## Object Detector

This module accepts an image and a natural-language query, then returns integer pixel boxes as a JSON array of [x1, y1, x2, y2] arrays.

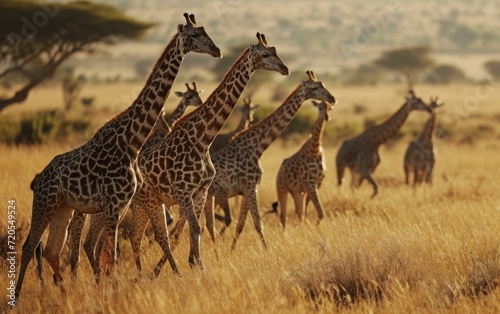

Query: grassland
[[0, 83, 499, 313]]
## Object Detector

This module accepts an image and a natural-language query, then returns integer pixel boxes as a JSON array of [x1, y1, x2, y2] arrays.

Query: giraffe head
[[239, 96, 260, 124], [300, 71, 336, 104], [311, 100, 334, 122], [405, 89, 432, 113], [174, 82, 204, 107], [178, 13, 222, 58], [248, 33, 290, 76], [428, 96, 444, 112]]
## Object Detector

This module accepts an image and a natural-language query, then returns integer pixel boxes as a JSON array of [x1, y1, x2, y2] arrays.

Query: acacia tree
[[0, 0, 154, 113], [374, 45, 434, 89]]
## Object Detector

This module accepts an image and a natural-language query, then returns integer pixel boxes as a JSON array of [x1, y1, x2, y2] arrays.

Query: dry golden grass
[[1, 83, 500, 313]]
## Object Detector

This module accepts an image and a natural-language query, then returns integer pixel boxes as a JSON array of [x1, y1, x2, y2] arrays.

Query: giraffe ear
[[174, 91, 184, 97]]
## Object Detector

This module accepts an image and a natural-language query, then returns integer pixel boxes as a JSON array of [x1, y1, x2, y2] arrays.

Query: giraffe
[[335, 90, 431, 198], [198, 71, 336, 250], [131, 32, 289, 276], [210, 96, 259, 153], [15, 13, 221, 299], [274, 100, 335, 229], [404, 96, 443, 186], [66, 82, 204, 275]]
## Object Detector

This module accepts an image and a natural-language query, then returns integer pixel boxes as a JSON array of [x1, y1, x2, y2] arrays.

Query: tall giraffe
[[336, 90, 430, 198], [199, 71, 336, 250], [404, 96, 443, 186], [66, 82, 204, 275], [132, 33, 289, 276], [210, 96, 259, 153], [274, 100, 335, 229], [15, 13, 221, 298]]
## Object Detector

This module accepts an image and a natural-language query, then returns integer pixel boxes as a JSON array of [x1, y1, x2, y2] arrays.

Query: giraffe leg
[[68, 212, 86, 276], [425, 162, 434, 185], [146, 203, 179, 277], [414, 169, 424, 186], [129, 202, 150, 273], [232, 189, 267, 251], [360, 170, 378, 198], [84, 213, 105, 275], [276, 178, 289, 229], [231, 195, 249, 251], [94, 203, 122, 280], [306, 188, 324, 222], [16, 194, 60, 299], [404, 162, 411, 185], [169, 213, 186, 251], [176, 190, 203, 268], [43, 205, 74, 284], [204, 194, 216, 243], [349, 169, 362, 190], [247, 191, 267, 250], [291, 191, 305, 221], [216, 195, 231, 236], [35, 242, 44, 283]]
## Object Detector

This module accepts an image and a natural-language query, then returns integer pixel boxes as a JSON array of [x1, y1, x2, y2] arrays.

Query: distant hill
[[72, 0, 500, 80]]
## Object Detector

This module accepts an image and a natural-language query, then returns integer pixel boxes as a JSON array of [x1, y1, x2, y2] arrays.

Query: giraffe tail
[[263, 202, 279, 217]]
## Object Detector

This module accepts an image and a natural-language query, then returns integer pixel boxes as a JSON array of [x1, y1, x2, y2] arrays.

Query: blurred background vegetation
[[0, 0, 499, 146]]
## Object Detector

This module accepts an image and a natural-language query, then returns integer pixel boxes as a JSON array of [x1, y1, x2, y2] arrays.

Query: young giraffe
[[210, 96, 260, 153], [15, 13, 221, 298], [404, 96, 443, 186], [198, 71, 336, 250], [336, 90, 431, 198], [274, 100, 335, 229], [132, 33, 289, 276], [66, 82, 204, 275]]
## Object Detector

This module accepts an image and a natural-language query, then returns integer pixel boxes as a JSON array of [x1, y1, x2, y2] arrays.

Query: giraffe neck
[[97, 34, 185, 159], [304, 112, 327, 155], [174, 48, 254, 150], [234, 85, 306, 156], [167, 98, 190, 125], [418, 112, 437, 143], [233, 111, 251, 134], [370, 102, 412, 146]]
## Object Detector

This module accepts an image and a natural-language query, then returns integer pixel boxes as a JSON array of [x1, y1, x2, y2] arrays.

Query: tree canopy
[[0, 0, 155, 113], [374, 45, 434, 89]]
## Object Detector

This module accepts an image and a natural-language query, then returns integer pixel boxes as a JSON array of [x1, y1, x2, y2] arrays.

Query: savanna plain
[[1, 82, 499, 313]]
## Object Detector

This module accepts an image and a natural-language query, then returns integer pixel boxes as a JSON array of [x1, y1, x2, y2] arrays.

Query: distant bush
[[0, 110, 94, 145], [425, 64, 466, 84], [15, 110, 64, 145]]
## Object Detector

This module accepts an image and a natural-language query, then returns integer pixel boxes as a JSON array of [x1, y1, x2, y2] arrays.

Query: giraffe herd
[[14, 13, 442, 300]]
